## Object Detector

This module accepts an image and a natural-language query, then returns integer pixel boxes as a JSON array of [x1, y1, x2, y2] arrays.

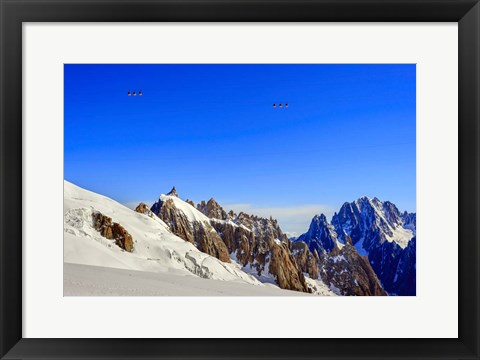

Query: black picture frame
[[1, 1, 479, 359]]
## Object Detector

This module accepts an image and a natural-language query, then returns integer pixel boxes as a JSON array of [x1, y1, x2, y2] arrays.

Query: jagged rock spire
[[166, 186, 179, 197], [197, 197, 228, 220], [297, 213, 338, 254]]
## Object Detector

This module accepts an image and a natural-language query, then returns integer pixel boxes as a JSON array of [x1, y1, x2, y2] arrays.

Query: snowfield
[[304, 277, 338, 296], [64, 263, 308, 296], [385, 225, 414, 249], [64, 181, 332, 296]]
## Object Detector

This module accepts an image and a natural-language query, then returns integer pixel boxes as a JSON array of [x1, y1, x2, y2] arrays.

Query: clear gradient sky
[[65, 64, 416, 234]]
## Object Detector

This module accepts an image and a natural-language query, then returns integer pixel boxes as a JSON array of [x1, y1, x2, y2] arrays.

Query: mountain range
[[297, 196, 416, 295], [64, 181, 416, 296]]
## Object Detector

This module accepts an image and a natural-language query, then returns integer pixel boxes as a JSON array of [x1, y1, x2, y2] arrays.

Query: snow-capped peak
[[156, 193, 211, 224], [333, 196, 414, 250], [63, 180, 261, 287]]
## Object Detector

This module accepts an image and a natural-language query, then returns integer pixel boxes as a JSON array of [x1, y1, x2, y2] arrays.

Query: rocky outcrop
[[92, 212, 134, 252], [185, 199, 196, 207], [210, 220, 253, 264], [269, 238, 310, 292], [197, 198, 228, 220], [291, 241, 319, 279], [319, 243, 386, 296], [152, 198, 191, 241], [134, 202, 154, 217], [151, 196, 230, 263], [204, 203, 310, 293]]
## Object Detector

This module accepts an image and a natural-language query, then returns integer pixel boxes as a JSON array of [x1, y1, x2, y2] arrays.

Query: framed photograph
[[63, 63, 416, 297], [1, 0, 479, 359]]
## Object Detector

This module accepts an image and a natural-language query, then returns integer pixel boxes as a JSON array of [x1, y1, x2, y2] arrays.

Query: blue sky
[[64, 64, 416, 234]]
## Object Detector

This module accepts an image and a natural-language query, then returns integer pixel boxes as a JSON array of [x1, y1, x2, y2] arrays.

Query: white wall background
[[23, 23, 458, 338]]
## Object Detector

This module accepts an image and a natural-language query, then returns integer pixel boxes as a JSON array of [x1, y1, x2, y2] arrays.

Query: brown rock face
[[154, 198, 193, 242], [185, 199, 196, 207], [269, 238, 310, 292], [197, 198, 228, 220], [208, 209, 310, 293], [291, 241, 319, 279], [112, 222, 134, 252], [210, 221, 253, 263], [134, 202, 153, 216], [93, 212, 114, 238], [151, 198, 230, 263], [92, 212, 134, 252], [318, 243, 386, 296]]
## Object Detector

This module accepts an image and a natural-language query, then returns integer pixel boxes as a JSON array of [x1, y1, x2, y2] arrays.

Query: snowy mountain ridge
[[64, 181, 335, 295], [64, 181, 414, 296], [334, 195, 415, 250], [64, 181, 263, 286]]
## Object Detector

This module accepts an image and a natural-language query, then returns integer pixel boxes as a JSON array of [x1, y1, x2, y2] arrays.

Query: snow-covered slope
[[64, 181, 263, 289], [64, 263, 309, 296]]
